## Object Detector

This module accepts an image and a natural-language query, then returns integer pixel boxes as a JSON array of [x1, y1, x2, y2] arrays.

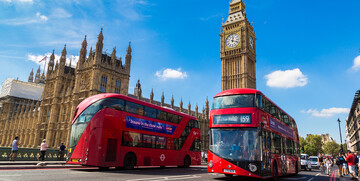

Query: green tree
[[304, 144, 317, 156], [305, 134, 323, 154], [323, 141, 340, 157], [340, 143, 348, 153]]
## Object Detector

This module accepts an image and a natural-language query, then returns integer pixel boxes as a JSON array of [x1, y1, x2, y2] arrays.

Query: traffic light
[[301, 146, 305, 153]]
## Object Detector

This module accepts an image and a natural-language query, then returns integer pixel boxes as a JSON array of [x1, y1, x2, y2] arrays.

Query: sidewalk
[[0, 161, 83, 170]]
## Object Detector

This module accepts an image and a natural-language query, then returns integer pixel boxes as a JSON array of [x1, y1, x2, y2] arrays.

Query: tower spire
[[79, 35, 87, 66], [28, 68, 34, 82], [60, 44, 67, 67], [125, 42, 132, 71], [94, 28, 104, 63]]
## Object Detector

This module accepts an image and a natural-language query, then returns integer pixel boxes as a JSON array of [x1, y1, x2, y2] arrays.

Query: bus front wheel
[[184, 155, 191, 168], [124, 153, 137, 170]]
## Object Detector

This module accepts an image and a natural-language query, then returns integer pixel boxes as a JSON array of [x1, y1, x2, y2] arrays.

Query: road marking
[[282, 177, 306, 180], [126, 175, 201, 181], [307, 178, 314, 181], [315, 173, 320, 176]]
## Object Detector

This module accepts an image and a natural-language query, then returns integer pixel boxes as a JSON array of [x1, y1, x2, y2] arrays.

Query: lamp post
[[338, 118, 343, 153]]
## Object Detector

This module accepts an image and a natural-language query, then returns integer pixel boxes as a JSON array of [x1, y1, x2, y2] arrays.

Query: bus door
[[262, 131, 272, 176], [280, 137, 287, 175]]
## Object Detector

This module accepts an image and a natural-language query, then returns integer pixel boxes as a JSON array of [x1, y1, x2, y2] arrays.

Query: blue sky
[[0, 0, 359, 142]]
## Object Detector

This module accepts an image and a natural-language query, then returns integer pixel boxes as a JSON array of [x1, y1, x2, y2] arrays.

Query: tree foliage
[[304, 144, 317, 156], [323, 141, 340, 157], [301, 135, 323, 155]]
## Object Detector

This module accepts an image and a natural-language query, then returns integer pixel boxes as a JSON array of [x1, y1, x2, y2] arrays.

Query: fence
[[0, 147, 66, 161]]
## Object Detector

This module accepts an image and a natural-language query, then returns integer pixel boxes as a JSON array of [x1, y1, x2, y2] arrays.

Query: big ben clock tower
[[221, 0, 256, 90]]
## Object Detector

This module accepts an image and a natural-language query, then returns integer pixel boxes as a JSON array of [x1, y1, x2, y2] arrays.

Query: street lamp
[[338, 118, 343, 153]]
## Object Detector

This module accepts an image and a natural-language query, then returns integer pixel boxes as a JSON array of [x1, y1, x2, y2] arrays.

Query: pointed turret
[[94, 28, 104, 63], [205, 96, 209, 119], [161, 92, 164, 107], [40, 72, 45, 84], [188, 101, 191, 115], [35, 66, 41, 83], [125, 42, 132, 71], [171, 95, 174, 109], [150, 88, 154, 104], [60, 44, 67, 68], [88, 46, 93, 62], [195, 104, 198, 118], [111, 47, 116, 65], [180, 98, 183, 112], [28, 68, 34, 82], [78, 35, 87, 68], [48, 50, 55, 74]]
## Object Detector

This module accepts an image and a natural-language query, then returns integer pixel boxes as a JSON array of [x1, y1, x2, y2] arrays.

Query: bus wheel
[[184, 155, 191, 168], [124, 153, 137, 170], [295, 162, 299, 175], [224, 174, 233, 177], [272, 163, 279, 181], [160, 166, 165, 168]]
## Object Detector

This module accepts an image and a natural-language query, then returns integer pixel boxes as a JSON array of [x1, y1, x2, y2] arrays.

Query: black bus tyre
[[295, 161, 299, 175], [184, 155, 191, 168], [224, 174, 233, 178], [272, 162, 279, 181], [124, 153, 137, 170]]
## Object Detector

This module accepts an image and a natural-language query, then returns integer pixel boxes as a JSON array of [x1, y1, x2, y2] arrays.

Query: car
[[309, 156, 320, 169], [300, 154, 312, 171]]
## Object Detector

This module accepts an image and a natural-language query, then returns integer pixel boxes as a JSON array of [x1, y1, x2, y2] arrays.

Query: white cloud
[[265, 68, 308, 88], [200, 13, 222, 21], [155, 68, 188, 80], [351, 55, 360, 71], [302, 108, 350, 118], [51, 8, 72, 18], [1, 0, 33, 3], [27, 53, 79, 71], [0, 12, 48, 25]]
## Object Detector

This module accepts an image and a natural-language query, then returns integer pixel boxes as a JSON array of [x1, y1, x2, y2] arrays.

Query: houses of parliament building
[[0, 0, 255, 153]]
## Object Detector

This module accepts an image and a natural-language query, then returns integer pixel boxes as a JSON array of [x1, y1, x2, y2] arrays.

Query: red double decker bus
[[208, 88, 300, 179], [67, 93, 201, 169]]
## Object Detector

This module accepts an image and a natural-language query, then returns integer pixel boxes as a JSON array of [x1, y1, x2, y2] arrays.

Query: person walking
[[336, 152, 345, 177], [346, 150, 358, 180], [354, 152, 359, 176], [319, 154, 325, 173], [344, 152, 349, 176], [9, 136, 20, 161], [39, 139, 47, 161], [59, 143, 66, 161]]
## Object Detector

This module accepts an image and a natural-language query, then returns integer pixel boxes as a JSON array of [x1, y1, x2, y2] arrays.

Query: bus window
[[190, 139, 201, 152], [126, 101, 144, 116], [122, 132, 142, 147], [156, 136, 166, 149], [167, 113, 179, 124], [104, 98, 125, 111], [157, 110, 167, 121], [144, 106, 157, 119], [212, 94, 254, 109], [142, 134, 156, 148], [272, 133, 281, 154]]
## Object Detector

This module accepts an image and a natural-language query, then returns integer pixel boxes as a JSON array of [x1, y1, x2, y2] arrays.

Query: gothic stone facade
[[221, 0, 256, 90], [0, 29, 132, 148], [346, 90, 360, 152]]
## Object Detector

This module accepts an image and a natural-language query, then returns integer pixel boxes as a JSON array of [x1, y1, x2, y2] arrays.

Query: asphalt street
[[0, 165, 348, 181]]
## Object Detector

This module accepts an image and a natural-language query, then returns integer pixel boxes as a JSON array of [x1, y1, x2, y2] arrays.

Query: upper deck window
[[212, 94, 258, 110]]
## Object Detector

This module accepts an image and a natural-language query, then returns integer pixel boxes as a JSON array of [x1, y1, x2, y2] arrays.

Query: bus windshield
[[69, 100, 104, 149], [209, 128, 261, 161], [212, 94, 258, 110]]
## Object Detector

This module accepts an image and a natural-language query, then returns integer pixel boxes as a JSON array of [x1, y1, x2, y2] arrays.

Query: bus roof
[[75, 93, 197, 121], [214, 88, 262, 98]]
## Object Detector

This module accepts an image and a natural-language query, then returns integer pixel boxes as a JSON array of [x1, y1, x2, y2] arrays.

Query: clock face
[[226, 34, 240, 48], [249, 35, 254, 50]]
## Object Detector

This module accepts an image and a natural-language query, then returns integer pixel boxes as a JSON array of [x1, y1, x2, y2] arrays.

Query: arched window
[[100, 75, 107, 92], [115, 79, 121, 94]]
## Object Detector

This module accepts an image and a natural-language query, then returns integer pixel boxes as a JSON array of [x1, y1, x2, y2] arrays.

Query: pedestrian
[[9, 136, 20, 161], [39, 139, 47, 161], [319, 154, 324, 173], [344, 152, 349, 176], [345, 150, 358, 180], [336, 152, 345, 177], [355, 152, 359, 176], [59, 143, 66, 161]]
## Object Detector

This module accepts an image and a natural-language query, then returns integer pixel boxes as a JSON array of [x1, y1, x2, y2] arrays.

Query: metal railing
[[0, 147, 66, 161]]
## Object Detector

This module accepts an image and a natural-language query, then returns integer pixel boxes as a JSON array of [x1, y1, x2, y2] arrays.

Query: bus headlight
[[208, 160, 213, 168], [249, 163, 257, 172]]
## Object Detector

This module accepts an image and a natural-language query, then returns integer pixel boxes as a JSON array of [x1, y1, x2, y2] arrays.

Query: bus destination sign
[[126, 116, 177, 135]]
